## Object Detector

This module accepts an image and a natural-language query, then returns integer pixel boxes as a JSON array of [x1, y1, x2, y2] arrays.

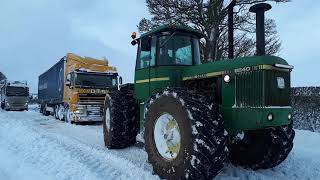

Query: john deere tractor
[[102, 3, 294, 179]]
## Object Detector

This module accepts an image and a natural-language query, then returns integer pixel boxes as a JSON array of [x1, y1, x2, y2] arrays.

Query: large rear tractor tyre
[[229, 122, 295, 170], [144, 89, 228, 180], [102, 90, 138, 149]]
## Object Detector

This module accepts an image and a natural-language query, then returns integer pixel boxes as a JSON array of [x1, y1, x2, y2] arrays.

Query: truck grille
[[79, 96, 105, 105], [235, 70, 290, 107], [86, 105, 103, 117]]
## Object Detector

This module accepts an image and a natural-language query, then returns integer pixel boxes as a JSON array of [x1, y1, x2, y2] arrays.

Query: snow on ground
[[0, 105, 319, 180]]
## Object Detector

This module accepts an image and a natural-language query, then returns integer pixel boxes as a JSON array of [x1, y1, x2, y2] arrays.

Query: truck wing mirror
[[119, 76, 123, 85]]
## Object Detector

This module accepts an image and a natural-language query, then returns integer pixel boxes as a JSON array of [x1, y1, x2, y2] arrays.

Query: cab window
[[158, 35, 196, 66]]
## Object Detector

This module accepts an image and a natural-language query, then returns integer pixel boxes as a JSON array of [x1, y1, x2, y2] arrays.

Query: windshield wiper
[[160, 32, 177, 47]]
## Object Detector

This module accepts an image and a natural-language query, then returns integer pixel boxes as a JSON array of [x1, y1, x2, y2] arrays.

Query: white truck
[[0, 80, 29, 111]]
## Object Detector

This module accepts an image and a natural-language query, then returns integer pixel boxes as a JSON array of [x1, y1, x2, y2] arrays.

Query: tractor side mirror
[[119, 76, 123, 85], [131, 40, 138, 46]]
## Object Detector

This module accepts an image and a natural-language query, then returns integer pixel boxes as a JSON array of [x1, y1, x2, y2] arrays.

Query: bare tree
[[138, 0, 289, 62]]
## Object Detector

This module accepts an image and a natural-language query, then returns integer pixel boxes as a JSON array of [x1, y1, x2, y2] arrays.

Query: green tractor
[[102, 3, 294, 179]]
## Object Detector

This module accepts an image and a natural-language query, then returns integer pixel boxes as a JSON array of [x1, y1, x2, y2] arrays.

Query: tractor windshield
[[158, 34, 200, 66]]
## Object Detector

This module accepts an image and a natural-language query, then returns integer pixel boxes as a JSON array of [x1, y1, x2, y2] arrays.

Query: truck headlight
[[267, 113, 273, 121], [288, 113, 292, 120], [6, 102, 10, 106]]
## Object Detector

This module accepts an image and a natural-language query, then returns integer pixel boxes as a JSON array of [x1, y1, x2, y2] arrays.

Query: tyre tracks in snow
[[0, 110, 157, 180]]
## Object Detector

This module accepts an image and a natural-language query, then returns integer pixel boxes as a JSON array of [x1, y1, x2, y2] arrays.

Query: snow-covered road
[[0, 106, 319, 180]]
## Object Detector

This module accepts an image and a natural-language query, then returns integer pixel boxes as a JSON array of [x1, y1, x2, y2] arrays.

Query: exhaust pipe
[[249, 3, 272, 56], [228, 0, 236, 59]]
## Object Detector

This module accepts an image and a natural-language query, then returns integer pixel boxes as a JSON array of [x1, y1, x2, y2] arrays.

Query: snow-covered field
[[0, 105, 319, 180]]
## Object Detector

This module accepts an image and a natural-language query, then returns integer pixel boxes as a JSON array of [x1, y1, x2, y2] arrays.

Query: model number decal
[[234, 65, 260, 74], [190, 74, 207, 79]]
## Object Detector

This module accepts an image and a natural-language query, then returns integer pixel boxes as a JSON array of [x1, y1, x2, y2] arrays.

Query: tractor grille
[[235, 71, 264, 107], [235, 70, 290, 107]]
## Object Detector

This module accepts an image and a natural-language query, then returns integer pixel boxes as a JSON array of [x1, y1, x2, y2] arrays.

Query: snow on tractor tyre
[[102, 90, 138, 149], [144, 89, 228, 180], [229, 122, 295, 170]]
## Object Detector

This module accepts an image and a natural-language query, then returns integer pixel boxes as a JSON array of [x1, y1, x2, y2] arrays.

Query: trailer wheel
[[144, 89, 228, 179], [57, 105, 65, 121], [229, 122, 295, 170], [41, 104, 50, 116], [54, 105, 59, 119], [102, 90, 138, 149]]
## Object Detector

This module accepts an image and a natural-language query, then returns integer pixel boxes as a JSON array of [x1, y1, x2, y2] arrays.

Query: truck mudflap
[[223, 106, 292, 134]]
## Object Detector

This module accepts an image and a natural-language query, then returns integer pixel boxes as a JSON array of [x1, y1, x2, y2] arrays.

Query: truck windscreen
[[75, 73, 117, 88], [6, 86, 29, 97]]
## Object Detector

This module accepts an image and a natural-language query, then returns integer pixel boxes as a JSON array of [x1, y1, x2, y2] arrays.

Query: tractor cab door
[[134, 36, 157, 102]]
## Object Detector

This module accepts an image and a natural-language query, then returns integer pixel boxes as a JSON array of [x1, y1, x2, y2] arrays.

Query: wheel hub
[[154, 113, 181, 160]]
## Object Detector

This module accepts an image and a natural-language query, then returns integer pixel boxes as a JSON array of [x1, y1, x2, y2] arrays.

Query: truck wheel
[[144, 89, 228, 179], [57, 105, 65, 121], [1, 101, 4, 109], [64, 107, 73, 124], [102, 90, 138, 149], [229, 122, 295, 170]]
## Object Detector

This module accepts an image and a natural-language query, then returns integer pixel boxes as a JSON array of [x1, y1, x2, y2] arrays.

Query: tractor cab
[[131, 25, 205, 101], [132, 25, 203, 69]]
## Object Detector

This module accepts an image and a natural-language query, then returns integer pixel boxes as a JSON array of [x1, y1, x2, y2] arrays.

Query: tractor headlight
[[224, 75, 231, 83], [267, 113, 273, 121]]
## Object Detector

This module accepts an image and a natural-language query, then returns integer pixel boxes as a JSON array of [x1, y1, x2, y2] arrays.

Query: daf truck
[[0, 80, 29, 111], [38, 53, 118, 123]]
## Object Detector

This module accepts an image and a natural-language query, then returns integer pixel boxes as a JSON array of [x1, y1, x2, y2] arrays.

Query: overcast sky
[[0, 0, 319, 93]]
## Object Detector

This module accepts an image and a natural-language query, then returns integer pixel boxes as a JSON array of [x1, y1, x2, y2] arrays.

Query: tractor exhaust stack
[[249, 3, 272, 56], [228, 0, 236, 59]]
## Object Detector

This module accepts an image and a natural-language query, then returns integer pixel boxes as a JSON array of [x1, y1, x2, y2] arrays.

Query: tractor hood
[[182, 56, 291, 80]]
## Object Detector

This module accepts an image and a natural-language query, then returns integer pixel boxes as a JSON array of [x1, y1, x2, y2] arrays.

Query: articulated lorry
[[38, 53, 118, 123], [0, 80, 29, 111]]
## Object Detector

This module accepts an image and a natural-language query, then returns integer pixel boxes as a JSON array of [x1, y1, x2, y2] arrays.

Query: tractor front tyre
[[102, 90, 138, 149], [229, 122, 295, 170], [144, 89, 228, 180]]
